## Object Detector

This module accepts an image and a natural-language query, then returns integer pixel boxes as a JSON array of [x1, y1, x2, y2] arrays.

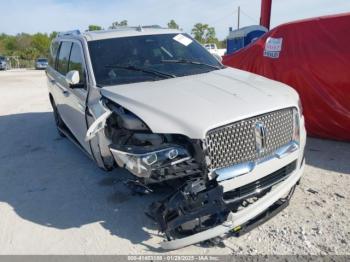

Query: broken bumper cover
[[158, 159, 305, 250]]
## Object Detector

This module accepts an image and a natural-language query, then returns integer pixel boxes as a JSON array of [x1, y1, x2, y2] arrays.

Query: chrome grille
[[205, 108, 294, 170]]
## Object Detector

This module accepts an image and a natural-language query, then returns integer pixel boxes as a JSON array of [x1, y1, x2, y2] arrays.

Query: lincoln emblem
[[255, 121, 267, 154]]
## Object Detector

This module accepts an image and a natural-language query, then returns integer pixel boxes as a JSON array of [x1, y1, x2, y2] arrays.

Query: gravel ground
[[0, 70, 349, 255]]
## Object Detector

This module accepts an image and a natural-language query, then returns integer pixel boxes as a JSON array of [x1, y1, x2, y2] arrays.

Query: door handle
[[50, 79, 56, 84], [62, 90, 69, 97]]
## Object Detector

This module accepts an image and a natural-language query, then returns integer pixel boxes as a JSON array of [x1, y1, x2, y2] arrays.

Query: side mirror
[[65, 70, 80, 86]]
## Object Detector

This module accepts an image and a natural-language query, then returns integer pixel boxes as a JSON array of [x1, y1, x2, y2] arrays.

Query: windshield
[[37, 58, 48, 62], [0, 56, 5, 61], [88, 33, 223, 86]]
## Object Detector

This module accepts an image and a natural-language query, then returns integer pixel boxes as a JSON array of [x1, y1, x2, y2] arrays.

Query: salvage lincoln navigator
[[46, 27, 306, 249]]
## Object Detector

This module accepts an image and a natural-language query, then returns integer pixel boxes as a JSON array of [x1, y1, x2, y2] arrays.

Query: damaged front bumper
[[84, 97, 307, 249], [152, 159, 305, 250]]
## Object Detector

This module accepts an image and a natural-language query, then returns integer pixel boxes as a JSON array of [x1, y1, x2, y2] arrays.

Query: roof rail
[[102, 25, 164, 32], [140, 25, 162, 29], [57, 30, 81, 38], [135, 25, 163, 31]]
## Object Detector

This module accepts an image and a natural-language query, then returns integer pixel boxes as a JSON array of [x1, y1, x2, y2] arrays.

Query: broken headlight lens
[[292, 108, 300, 142], [110, 145, 191, 178]]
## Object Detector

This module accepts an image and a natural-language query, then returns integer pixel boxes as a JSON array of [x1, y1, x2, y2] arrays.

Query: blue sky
[[2, 0, 350, 39]]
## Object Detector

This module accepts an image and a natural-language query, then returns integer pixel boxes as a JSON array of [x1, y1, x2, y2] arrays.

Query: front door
[[55, 40, 91, 153]]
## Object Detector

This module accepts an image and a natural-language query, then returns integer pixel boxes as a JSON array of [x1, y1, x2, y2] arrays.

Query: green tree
[[31, 33, 50, 57], [88, 25, 103, 31], [0, 32, 59, 63], [4, 36, 17, 53], [0, 40, 5, 54], [15, 33, 32, 50], [49, 31, 58, 39], [19, 47, 40, 60], [109, 20, 128, 29], [218, 39, 227, 49], [167, 19, 179, 29], [191, 23, 218, 44]]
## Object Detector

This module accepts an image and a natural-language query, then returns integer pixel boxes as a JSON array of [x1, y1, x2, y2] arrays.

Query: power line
[[207, 11, 236, 26], [240, 9, 259, 24], [207, 7, 259, 29]]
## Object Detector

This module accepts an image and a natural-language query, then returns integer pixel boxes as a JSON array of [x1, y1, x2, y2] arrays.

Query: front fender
[[86, 85, 114, 170]]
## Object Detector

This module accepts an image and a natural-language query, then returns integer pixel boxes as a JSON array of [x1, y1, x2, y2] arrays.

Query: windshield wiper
[[161, 59, 223, 70], [105, 64, 176, 79]]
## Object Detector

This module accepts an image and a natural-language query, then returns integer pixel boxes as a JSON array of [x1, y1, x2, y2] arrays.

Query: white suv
[[46, 26, 306, 250]]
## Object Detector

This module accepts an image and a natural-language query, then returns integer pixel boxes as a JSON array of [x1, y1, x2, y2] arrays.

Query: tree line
[[0, 32, 57, 60], [0, 19, 225, 61]]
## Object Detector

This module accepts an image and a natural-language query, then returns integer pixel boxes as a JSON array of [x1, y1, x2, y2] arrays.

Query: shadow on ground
[[305, 137, 350, 175], [0, 112, 165, 249]]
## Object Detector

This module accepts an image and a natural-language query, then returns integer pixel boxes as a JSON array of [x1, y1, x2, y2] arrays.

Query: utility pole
[[260, 0, 272, 30], [237, 6, 241, 30]]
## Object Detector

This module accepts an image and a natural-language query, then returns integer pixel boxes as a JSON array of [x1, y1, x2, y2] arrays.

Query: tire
[[51, 98, 66, 137]]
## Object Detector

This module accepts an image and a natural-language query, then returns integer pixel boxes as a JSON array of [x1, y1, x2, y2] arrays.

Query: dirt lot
[[0, 70, 349, 255]]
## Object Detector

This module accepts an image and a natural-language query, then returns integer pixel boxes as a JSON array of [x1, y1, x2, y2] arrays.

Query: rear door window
[[56, 41, 72, 75]]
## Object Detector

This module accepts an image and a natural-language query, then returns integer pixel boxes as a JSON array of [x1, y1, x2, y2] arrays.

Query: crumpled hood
[[101, 68, 299, 139]]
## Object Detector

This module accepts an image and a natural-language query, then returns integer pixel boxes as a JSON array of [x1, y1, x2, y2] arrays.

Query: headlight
[[110, 144, 191, 178], [292, 108, 300, 143], [298, 99, 303, 116]]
